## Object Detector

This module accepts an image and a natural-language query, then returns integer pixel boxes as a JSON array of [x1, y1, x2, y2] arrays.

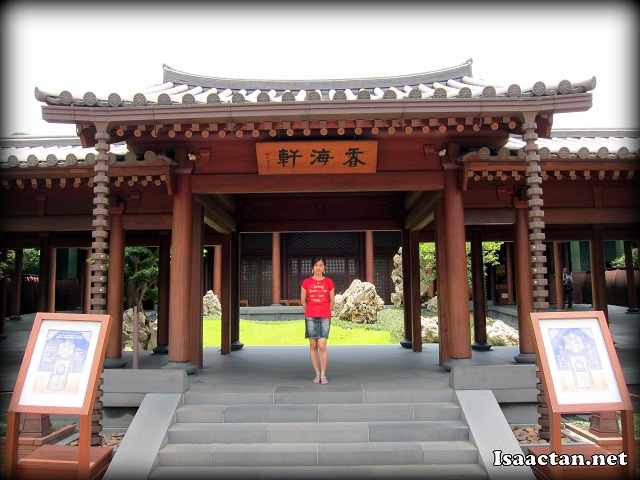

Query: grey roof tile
[[33, 59, 596, 108]]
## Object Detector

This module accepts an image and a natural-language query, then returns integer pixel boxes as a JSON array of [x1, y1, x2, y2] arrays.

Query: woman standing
[[300, 255, 335, 385]]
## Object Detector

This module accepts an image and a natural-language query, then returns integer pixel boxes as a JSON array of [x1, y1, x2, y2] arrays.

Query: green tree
[[611, 247, 638, 268], [4, 249, 41, 276], [123, 247, 159, 309], [418, 241, 503, 294]]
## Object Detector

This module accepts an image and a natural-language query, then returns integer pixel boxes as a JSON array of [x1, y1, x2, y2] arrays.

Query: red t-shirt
[[301, 276, 334, 318]]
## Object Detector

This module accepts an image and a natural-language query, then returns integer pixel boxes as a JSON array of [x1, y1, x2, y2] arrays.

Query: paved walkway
[[1, 303, 639, 424]]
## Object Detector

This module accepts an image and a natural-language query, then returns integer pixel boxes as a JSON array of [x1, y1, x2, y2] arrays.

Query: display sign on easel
[[4, 312, 112, 480], [529, 310, 636, 479]]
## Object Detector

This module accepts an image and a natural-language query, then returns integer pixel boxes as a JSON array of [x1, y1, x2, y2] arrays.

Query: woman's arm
[[300, 287, 307, 311]]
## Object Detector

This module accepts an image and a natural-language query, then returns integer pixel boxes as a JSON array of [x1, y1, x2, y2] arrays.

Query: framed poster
[[9, 312, 112, 415], [529, 310, 632, 413]]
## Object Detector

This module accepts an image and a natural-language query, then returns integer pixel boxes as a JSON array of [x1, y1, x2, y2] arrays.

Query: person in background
[[562, 266, 574, 309], [300, 255, 335, 385]]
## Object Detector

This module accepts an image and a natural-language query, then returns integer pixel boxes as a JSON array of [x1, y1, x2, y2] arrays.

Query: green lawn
[[203, 308, 406, 347]]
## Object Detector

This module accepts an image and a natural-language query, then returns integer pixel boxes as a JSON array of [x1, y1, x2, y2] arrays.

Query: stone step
[[157, 440, 480, 468], [183, 385, 455, 405], [149, 463, 488, 479], [167, 420, 469, 444], [176, 402, 461, 423]]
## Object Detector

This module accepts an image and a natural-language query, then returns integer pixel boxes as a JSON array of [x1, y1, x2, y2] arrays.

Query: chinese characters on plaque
[[256, 141, 377, 175]]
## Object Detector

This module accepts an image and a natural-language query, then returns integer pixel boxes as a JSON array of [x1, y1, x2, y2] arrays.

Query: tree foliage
[[611, 247, 638, 269], [3, 249, 41, 278], [418, 241, 503, 294], [122, 247, 159, 309]]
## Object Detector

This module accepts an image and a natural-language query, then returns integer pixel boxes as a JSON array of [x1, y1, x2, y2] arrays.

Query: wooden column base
[[15, 444, 112, 480], [528, 444, 625, 480]]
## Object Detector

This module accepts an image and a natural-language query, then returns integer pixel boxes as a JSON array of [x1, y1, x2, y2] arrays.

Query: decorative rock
[[424, 296, 439, 314], [510, 424, 573, 445], [486, 320, 519, 346], [333, 279, 385, 324], [390, 248, 404, 307], [122, 308, 157, 351], [421, 316, 440, 343], [203, 290, 222, 316]]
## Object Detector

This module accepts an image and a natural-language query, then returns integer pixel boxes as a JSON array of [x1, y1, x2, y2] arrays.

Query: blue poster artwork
[[35, 329, 92, 393], [548, 327, 608, 393]]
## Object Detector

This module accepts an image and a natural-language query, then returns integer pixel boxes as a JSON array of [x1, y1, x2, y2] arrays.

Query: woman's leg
[[318, 338, 328, 374], [309, 338, 320, 374]]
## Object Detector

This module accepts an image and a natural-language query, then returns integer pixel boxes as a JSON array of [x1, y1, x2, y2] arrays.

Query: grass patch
[[203, 308, 406, 347], [568, 415, 640, 437]]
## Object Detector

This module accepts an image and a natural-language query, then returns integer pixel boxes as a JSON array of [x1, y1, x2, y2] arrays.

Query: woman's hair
[[312, 255, 327, 267]]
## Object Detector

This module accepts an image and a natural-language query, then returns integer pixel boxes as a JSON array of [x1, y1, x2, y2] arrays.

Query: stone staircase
[[148, 384, 488, 479]]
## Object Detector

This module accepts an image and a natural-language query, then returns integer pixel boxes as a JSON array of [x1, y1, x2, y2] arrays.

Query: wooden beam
[[404, 191, 441, 231], [544, 207, 640, 224], [195, 194, 237, 234], [191, 172, 445, 194], [0, 214, 172, 232], [238, 218, 403, 233], [464, 209, 515, 225]]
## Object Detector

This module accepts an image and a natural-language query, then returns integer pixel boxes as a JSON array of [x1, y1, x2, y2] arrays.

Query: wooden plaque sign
[[4, 312, 112, 480], [528, 310, 636, 479], [529, 310, 631, 413], [256, 141, 377, 175]]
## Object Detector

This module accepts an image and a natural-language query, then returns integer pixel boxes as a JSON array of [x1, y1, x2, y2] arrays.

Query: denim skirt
[[305, 317, 331, 339]]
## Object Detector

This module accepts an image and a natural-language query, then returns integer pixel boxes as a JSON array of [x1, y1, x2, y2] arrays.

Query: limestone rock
[[390, 248, 404, 307], [421, 316, 440, 343], [424, 295, 439, 314], [203, 290, 222, 316], [486, 319, 519, 346], [333, 279, 385, 324], [123, 308, 157, 351]]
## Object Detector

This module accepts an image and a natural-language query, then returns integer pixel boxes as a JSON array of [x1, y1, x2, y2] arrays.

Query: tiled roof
[[2, 131, 637, 171], [501, 131, 640, 160], [34, 60, 597, 108], [0, 137, 172, 169]]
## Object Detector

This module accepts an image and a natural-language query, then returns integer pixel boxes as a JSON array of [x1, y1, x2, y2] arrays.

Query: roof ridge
[[161, 59, 474, 90]]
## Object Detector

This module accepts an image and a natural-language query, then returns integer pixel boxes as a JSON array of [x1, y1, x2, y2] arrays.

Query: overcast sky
[[1, 1, 638, 137]]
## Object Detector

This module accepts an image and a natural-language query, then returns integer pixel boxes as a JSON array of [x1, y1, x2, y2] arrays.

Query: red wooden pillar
[[230, 231, 243, 350], [47, 246, 57, 312], [435, 199, 450, 365], [471, 228, 490, 350], [487, 264, 496, 304], [553, 242, 565, 309], [83, 251, 91, 314], [409, 230, 422, 352], [220, 233, 232, 354], [365, 230, 374, 284], [154, 230, 171, 354], [624, 240, 639, 313], [400, 229, 412, 348], [190, 201, 204, 369], [213, 245, 222, 300], [167, 165, 195, 371], [514, 206, 535, 362], [9, 249, 23, 320], [272, 232, 281, 304], [590, 227, 608, 322], [505, 243, 515, 303], [105, 204, 126, 367], [37, 233, 50, 312], [0, 250, 7, 334], [443, 169, 471, 363]]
